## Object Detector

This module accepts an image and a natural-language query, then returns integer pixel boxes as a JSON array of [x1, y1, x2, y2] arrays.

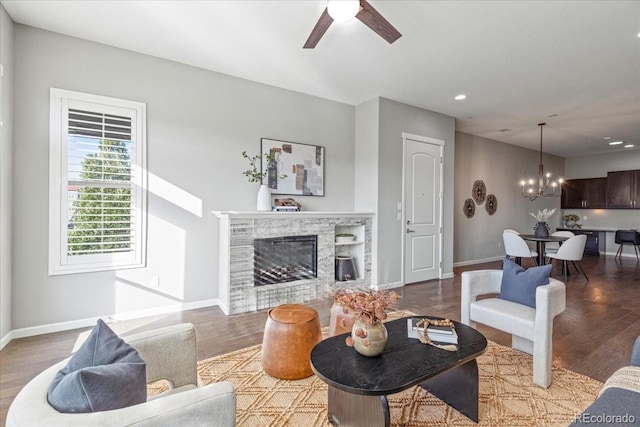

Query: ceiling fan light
[[327, 0, 360, 23]]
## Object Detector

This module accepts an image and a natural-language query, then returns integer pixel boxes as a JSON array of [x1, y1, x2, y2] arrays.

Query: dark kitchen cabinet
[[607, 170, 640, 209], [561, 178, 607, 209]]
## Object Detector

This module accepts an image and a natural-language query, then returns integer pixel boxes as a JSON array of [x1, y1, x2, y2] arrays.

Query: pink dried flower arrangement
[[333, 289, 400, 326]]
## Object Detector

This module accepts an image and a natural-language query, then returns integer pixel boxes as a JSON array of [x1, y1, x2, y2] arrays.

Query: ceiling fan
[[304, 0, 402, 49]]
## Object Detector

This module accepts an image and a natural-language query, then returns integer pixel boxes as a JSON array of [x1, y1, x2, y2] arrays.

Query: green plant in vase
[[241, 150, 287, 183], [242, 150, 287, 211]]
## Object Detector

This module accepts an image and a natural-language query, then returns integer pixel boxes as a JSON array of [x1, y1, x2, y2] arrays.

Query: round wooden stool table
[[261, 304, 322, 380]]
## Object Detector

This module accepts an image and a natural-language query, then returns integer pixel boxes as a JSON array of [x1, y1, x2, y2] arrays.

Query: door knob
[[407, 229, 416, 233]]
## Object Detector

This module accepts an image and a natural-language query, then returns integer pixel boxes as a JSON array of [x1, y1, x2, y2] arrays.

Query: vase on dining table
[[534, 221, 549, 238]]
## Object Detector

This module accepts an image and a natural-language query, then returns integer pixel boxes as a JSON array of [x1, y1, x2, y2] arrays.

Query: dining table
[[519, 234, 570, 266]]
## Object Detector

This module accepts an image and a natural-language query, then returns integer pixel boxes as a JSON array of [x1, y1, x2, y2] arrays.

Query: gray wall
[[0, 4, 14, 341], [354, 98, 379, 282], [563, 150, 640, 254], [11, 24, 355, 330], [379, 99, 456, 281], [454, 132, 564, 265], [354, 98, 456, 284]]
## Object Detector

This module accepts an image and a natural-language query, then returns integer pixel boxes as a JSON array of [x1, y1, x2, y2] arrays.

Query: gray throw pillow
[[47, 319, 146, 413], [499, 257, 552, 308]]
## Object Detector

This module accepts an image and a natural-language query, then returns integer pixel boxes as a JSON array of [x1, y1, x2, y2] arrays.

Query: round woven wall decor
[[464, 198, 475, 218], [472, 180, 487, 205], [485, 194, 498, 215]]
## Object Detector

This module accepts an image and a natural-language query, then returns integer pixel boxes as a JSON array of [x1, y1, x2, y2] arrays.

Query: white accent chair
[[544, 230, 575, 255], [503, 230, 538, 266], [461, 269, 566, 388], [7, 323, 236, 427], [546, 234, 588, 281]]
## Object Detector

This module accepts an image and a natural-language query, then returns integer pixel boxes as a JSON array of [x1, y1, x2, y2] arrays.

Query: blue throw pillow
[[499, 257, 552, 308], [47, 319, 146, 413]]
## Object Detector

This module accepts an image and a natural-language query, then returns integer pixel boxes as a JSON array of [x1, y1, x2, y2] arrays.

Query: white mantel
[[213, 211, 373, 314], [213, 211, 375, 219]]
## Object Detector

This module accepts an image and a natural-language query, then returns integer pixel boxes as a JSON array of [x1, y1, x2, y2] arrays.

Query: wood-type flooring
[[1, 253, 638, 424]]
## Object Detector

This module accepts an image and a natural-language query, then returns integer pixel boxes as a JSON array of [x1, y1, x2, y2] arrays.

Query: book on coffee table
[[407, 318, 458, 344]]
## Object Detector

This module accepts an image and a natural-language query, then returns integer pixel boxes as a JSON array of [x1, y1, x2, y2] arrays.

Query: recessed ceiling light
[[609, 141, 624, 145], [624, 144, 635, 148], [547, 113, 558, 118], [603, 136, 612, 140], [498, 128, 512, 133], [454, 94, 466, 101], [636, 32, 640, 38]]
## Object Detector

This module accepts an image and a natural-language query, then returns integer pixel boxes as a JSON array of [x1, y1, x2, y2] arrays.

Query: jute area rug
[[196, 311, 602, 426]]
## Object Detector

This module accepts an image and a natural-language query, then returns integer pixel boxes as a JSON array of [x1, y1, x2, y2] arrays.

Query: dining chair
[[503, 231, 538, 266], [614, 230, 640, 261], [504, 229, 520, 234], [544, 231, 575, 256], [546, 234, 588, 281]]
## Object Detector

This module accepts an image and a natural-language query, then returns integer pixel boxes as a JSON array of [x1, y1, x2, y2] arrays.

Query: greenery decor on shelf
[[241, 151, 287, 183], [529, 208, 556, 222], [562, 213, 581, 229], [562, 214, 580, 223]]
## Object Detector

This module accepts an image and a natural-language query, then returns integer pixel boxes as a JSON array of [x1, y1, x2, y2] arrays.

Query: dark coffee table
[[310, 316, 487, 426]]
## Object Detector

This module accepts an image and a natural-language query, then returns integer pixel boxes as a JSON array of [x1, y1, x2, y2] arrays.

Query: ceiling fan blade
[[304, 8, 334, 49], [356, 0, 402, 44]]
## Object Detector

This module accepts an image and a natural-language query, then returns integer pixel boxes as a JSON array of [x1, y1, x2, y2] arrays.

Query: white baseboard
[[453, 255, 504, 268], [441, 272, 455, 279], [1, 299, 221, 349], [373, 281, 404, 290], [602, 251, 638, 259], [0, 330, 13, 350]]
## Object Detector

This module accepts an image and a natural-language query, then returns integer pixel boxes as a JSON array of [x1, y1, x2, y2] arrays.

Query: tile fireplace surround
[[213, 212, 373, 315]]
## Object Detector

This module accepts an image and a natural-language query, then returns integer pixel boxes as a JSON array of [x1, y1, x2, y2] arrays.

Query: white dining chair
[[504, 229, 520, 234], [544, 231, 575, 255], [503, 231, 538, 266], [546, 234, 588, 281]]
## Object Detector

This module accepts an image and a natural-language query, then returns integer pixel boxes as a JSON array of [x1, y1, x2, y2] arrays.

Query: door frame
[[400, 132, 445, 285]]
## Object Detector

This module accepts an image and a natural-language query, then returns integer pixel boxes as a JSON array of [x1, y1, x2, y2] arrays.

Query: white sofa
[[6, 323, 236, 426]]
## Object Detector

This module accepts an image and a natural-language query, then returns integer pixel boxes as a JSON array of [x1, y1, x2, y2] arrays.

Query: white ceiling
[[3, 0, 640, 158]]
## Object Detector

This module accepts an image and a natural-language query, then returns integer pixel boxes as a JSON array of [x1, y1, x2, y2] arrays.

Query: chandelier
[[521, 123, 563, 201]]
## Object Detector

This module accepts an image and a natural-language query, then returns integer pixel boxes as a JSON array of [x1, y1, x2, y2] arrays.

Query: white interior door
[[403, 135, 443, 284]]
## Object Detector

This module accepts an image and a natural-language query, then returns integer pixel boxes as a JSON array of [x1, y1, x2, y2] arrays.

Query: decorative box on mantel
[[213, 211, 373, 315]]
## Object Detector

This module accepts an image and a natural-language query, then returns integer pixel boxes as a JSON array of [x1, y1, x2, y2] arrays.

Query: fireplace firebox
[[254, 235, 318, 286]]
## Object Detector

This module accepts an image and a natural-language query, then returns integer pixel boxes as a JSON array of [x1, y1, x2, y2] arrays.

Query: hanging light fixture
[[520, 123, 563, 201]]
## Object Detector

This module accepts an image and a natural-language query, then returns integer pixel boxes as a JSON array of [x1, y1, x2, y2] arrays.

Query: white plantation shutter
[[49, 89, 147, 275]]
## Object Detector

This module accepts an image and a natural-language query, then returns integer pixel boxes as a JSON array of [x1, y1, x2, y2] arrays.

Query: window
[[49, 88, 147, 275]]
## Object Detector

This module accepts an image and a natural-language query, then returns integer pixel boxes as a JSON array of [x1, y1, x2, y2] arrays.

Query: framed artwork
[[261, 138, 325, 196]]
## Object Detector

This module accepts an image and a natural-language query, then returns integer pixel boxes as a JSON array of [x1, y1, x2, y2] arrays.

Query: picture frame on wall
[[260, 138, 325, 196]]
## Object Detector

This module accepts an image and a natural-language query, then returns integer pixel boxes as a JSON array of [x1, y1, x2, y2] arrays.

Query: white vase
[[257, 184, 271, 211]]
